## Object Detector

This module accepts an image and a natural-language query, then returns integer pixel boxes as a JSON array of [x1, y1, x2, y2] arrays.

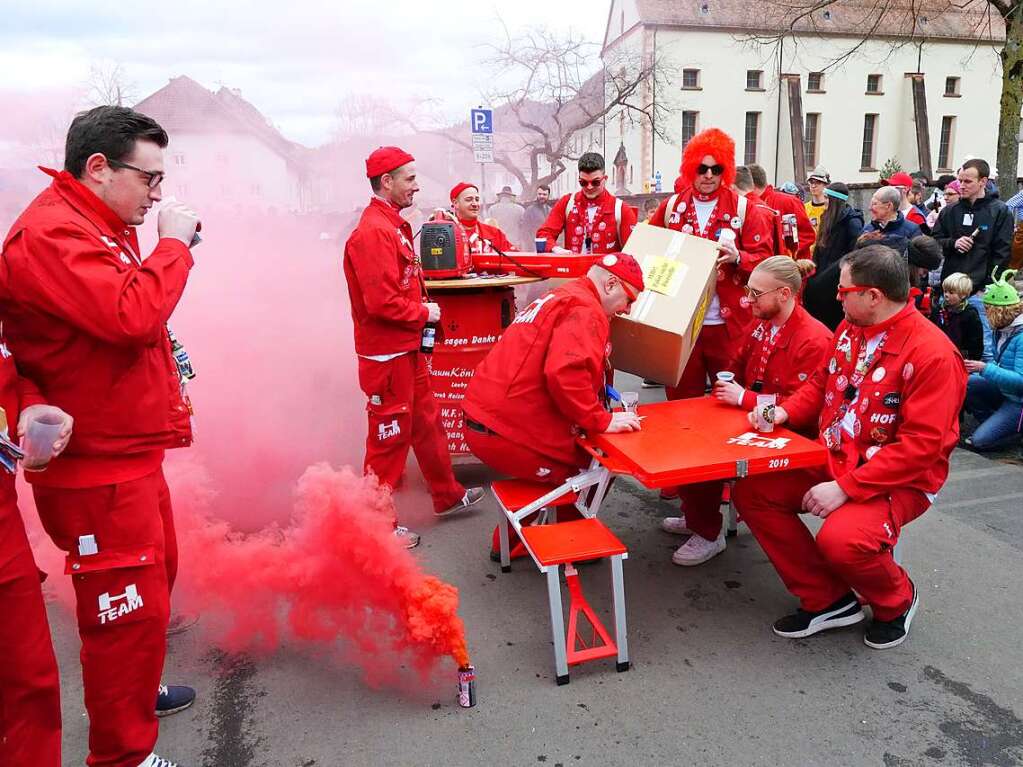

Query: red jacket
[[763, 185, 816, 259], [782, 303, 966, 501], [536, 190, 638, 254], [343, 198, 429, 356], [730, 304, 832, 414], [0, 348, 43, 502], [0, 168, 193, 488], [746, 190, 786, 256], [459, 218, 516, 253], [462, 278, 612, 465], [651, 186, 775, 339]]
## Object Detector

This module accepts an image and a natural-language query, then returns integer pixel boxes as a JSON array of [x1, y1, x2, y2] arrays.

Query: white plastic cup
[[621, 391, 640, 412], [755, 393, 777, 433], [22, 412, 64, 472], [716, 371, 735, 384], [717, 229, 737, 246]]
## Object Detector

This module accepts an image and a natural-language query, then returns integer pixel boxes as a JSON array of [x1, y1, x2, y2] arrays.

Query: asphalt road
[[48, 389, 1023, 767]]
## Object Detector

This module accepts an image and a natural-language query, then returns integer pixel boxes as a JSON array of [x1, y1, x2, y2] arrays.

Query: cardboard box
[[610, 223, 719, 386]]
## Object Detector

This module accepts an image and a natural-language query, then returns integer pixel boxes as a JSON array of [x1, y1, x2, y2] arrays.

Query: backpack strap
[[563, 193, 575, 221], [614, 197, 623, 243], [736, 194, 748, 231]]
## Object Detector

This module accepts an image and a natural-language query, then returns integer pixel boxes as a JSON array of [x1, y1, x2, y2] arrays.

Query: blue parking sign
[[470, 108, 493, 134]]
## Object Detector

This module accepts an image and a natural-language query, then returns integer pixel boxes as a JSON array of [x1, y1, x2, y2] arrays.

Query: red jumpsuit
[[733, 303, 966, 620], [463, 278, 612, 552], [536, 189, 638, 254], [0, 355, 61, 767], [762, 185, 816, 259], [678, 305, 832, 540], [344, 198, 464, 513], [1, 168, 193, 767], [458, 217, 516, 253], [651, 186, 775, 397]]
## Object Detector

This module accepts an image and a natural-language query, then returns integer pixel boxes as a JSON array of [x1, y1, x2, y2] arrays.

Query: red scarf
[[681, 189, 736, 239]]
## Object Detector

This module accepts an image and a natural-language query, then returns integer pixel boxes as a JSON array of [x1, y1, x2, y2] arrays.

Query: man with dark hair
[[0, 104, 199, 767], [522, 184, 553, 251], [344, 147, 483, 551], [734, 244, 966, 650], [749, 163, 816, 258], [537, 152, 638, 254], [934, 157, 1014, 361]]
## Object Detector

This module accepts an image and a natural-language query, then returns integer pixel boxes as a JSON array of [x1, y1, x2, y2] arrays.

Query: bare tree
[[737, 0, 1018, 196], [84, 62, 138, 107], [393, 26, 676, 198], [331, 93, 410, 142]]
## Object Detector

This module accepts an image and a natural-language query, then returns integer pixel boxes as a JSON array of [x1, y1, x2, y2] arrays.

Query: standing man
[[662, 257, 831, 565], [734, 245, 965, 649], [934, 158, 1014, 361], [750, 164, 816, 259], [344, 147, 483, 550], [805, 167, 831, 236], [521, 184, 553, 250], [883, 172, 928, 229], [650, 128, 775, 399], [538, 153, 639, 255], [448, 181, 516, 253], [859, 186, 921, 256], [488, 186, 526, 246], [0, 105, 198, 767]]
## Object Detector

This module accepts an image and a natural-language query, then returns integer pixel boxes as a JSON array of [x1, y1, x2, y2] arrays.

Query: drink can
[[457, 665, 477, 708], [755, 393, 777, 433]]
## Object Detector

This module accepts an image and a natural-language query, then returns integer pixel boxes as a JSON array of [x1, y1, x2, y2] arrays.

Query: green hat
[[982, 268, 1020, 306]]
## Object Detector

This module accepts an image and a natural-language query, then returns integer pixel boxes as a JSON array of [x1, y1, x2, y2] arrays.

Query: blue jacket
[[860, 212, 922, 256], [981, 318, 1023, 403]]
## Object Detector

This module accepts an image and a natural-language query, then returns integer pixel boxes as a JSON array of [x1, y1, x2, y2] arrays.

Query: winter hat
[[597, 253, 645, 294], [365, 146, 414, 178], [982, 268, 1020, 306]]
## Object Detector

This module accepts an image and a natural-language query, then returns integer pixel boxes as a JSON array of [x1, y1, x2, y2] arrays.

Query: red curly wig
[[679, 128, 736, 187]]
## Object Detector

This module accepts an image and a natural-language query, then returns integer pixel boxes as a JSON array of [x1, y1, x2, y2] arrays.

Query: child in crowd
[[933, 272, 984, 361], [962, 269, 1023, 449]]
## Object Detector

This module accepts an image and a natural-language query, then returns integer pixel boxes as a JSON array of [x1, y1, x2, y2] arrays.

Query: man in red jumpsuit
[[664, 256, 832, 565], [734, 244, 966, 649], [0, 354, 72, 767], [537, 152, 638, 254], [0, 105, 199, 767], [750, 164, 816, 259], [650, 129, 776, 400], [448, 181, 516, 253], [462, 254, 644, 559], [344, 147, 483, 550]]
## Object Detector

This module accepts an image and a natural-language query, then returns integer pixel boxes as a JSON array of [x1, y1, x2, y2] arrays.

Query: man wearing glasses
[[733, 245, 965, 649], [662, 256, 831, 565], [536, 152, 638, 255], [1, 105, 199, 767]]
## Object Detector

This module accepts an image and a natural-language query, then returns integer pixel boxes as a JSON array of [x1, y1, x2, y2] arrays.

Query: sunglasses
[[697, 163, 724, 176], [743, 285, 784, 300], [579, 177, 605, 189]]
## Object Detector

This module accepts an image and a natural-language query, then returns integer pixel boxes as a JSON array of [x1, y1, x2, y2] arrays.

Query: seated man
[[663, 256, 832, 565], [734, 245, 965, 649], [448, 181, 516, 253], [462, 254, 644, 559]]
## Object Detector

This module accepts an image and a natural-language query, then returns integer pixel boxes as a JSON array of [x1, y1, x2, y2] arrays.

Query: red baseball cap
[[882, 171, 915, 189], [449, 182, 478, 201], [365, 146, 414, 178], [597, 253, 645, 295]]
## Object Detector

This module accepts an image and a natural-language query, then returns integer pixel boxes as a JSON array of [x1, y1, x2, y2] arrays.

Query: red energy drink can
[[457, 665, 477, 708]]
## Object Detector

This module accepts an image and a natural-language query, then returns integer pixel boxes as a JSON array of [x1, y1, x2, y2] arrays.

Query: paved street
[[48, 388, 1023, 767]]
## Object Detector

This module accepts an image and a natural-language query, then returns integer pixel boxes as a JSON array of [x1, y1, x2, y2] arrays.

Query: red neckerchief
[[748, 310, 798, 385], [457, 216, 487, 253], [682, 188, 729, 238], [573, 189, 609, 247]]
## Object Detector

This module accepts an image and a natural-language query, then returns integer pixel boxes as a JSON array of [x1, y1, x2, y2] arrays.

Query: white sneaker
[[138, 755, 180, 767], [671, 532, 726, 566], [660, 516, 693, 535], [394, 526, 421, 549]]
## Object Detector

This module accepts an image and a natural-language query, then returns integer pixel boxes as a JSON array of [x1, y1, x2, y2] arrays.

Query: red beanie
[[365, 146, 415, 178], [597, 253, 645, 294], [449, 182, 478, 201], [679, 128, 736, 187]]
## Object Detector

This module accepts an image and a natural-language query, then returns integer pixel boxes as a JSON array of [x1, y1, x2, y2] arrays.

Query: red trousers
[[677, 480, 727, 540], [33, 468, 176, 767], [733, 467, 929, 621], [0, 485, 61, 767], [465, 427, 585, 554], [358, 353, 464, 515], [665, 324, 735, 400]]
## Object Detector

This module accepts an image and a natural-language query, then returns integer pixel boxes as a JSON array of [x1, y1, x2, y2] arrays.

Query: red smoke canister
[[457, 665, 477, 708]]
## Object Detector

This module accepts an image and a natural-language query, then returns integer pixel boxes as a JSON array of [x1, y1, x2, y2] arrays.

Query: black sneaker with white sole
[[772, 592, 865, 638], [864, 584, 919, 650]]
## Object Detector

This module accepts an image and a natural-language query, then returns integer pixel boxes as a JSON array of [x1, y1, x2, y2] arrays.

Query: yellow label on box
[[643, 256, 688, 297]]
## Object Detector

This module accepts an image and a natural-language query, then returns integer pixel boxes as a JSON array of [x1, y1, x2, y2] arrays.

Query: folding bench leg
[[726, 501, 738, 538], [498, 505, 511, 573], [610, 554, 629, 672], [545, 566, 570, 685]]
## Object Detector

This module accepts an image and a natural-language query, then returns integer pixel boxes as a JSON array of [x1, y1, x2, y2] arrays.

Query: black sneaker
[[156, 684, 195, 717], [772, 593, 865, 638], [864, 584, 919, 650]]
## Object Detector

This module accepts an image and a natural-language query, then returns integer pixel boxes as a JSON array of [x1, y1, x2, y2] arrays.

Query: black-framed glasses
[[697, 163, 724, 176], [107, 158, 164, 189], [743, 284, 784, 300]]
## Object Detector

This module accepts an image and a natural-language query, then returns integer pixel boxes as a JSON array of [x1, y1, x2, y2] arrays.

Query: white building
[[602, 0, 1007, 187]]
